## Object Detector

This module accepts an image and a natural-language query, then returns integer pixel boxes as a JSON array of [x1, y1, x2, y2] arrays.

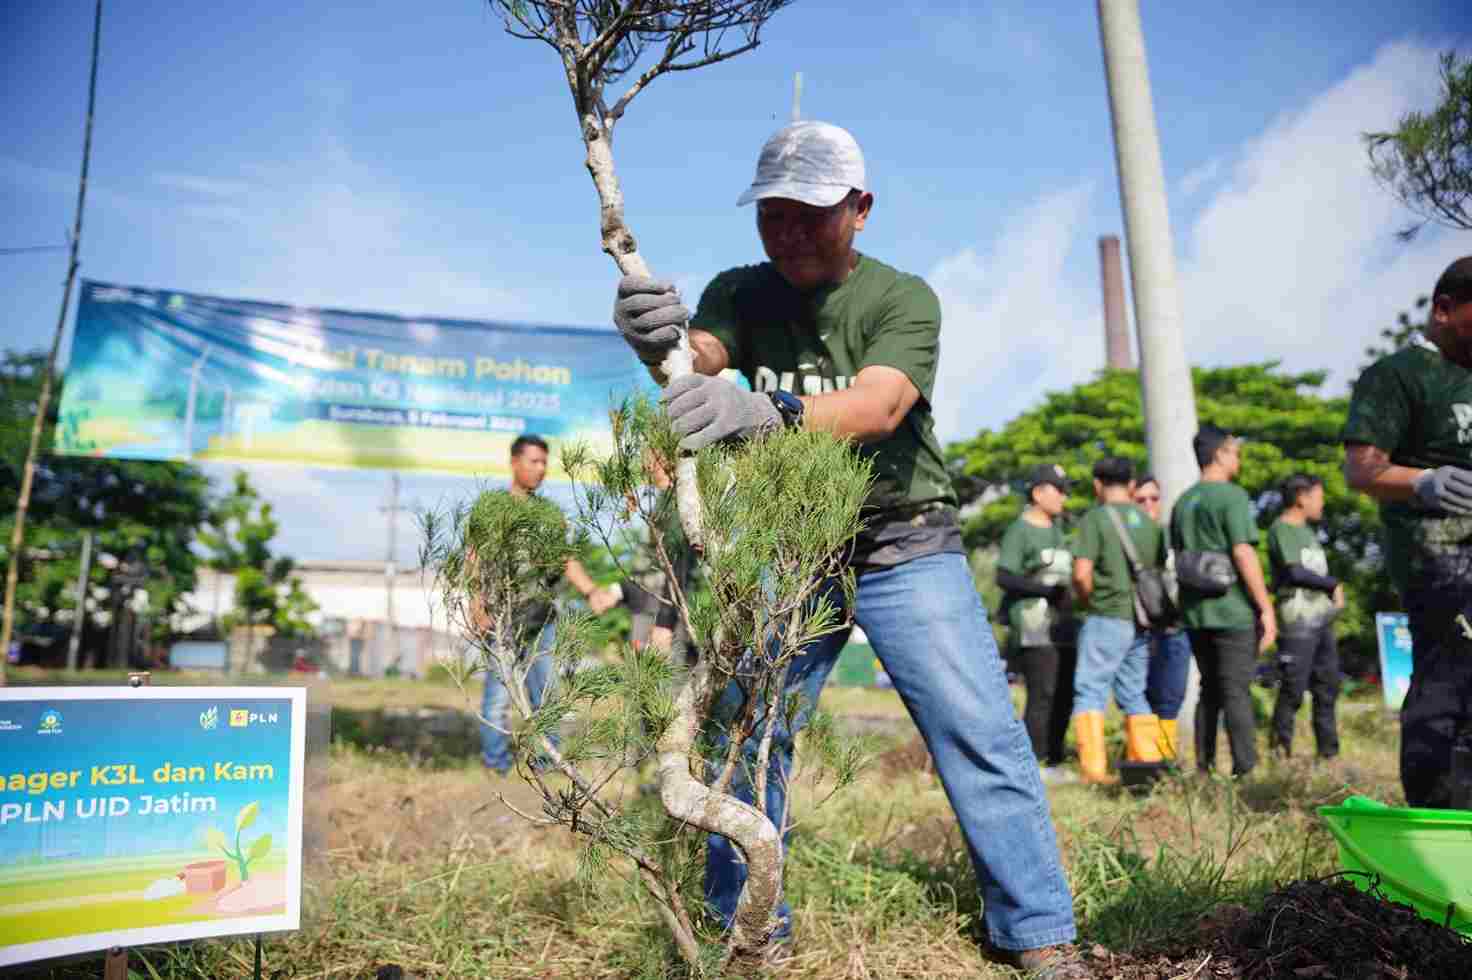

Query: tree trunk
[[579, 109, 705, 551]]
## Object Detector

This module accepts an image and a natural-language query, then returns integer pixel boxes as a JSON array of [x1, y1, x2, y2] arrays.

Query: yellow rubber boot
[[1073, 711, 1118, 785], [1157, 718, 1179, 762], [1124, 714, 1165, 764]]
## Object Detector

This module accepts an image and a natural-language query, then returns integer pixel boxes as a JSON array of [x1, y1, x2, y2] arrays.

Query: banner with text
[[0, 688, 305, 967], [55, 281, 650, 476]]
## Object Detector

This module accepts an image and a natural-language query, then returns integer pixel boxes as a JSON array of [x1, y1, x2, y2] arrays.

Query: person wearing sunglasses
[[1132, 475, 1191, 761]]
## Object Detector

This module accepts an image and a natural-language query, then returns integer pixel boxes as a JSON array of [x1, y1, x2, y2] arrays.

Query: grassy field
[[4, 678, 1403, 980]]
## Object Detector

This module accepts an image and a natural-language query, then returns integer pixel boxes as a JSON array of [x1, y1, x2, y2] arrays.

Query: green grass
[[4, 685, 1405, 979]]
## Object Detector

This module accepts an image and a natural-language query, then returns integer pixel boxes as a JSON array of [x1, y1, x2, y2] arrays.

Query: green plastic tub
[[1318, 795, 1472, 936]]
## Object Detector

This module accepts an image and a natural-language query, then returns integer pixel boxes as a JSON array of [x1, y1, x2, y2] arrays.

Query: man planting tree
[[613, 120, 1091, 979]]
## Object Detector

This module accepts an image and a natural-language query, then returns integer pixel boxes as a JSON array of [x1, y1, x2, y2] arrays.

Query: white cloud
[[1176, 158, 1222, 201], [154, 173, 252, 198], [1178, 41, 1465, 392], [928, 182, 1100, 441], [926, 39, 1466, 447]]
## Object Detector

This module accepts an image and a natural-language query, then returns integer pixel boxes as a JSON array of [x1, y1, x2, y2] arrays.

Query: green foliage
[[1365, 50, 1472, 239], [2, 349, 213, 645], [948, 363, 1389, 673], [422, 393, 875, 972], [198, 470, 318, 641]]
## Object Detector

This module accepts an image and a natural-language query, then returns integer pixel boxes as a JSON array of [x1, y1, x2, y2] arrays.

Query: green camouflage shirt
[[997, 517, 1075, 648], [1171, 480, 1259, 631], [1268, 519, 1335, 634], [1343, 339, 1472, 614]]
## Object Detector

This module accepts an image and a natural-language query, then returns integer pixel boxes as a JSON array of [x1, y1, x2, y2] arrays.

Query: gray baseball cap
[[736, 121, 867, 208]]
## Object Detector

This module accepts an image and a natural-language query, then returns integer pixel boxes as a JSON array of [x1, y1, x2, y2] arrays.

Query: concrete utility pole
[[1097, 0, 1198, 513], [379, 473, 410, 670], [1098, 0, 1202, 733], [1098, 235, 1133, 370]]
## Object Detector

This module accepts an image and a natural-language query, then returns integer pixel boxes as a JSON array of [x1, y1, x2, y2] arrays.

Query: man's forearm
[[1344, 442, 1420, 503], [798, 366, 918, 444], [1232, 543, 1273, 612], [1072, 560, 1094, 604]]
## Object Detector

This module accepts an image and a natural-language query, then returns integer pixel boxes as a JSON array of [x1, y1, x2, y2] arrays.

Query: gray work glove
[[613, 275, 688, 365], [1414, 466, 1472, 515], [661, 374, 781, 451]]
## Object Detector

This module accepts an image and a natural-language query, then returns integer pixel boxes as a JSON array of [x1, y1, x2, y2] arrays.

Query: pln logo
[[199, 706, 219, 731], [229, 709, 280, 728], [38, 710, 63, 736]]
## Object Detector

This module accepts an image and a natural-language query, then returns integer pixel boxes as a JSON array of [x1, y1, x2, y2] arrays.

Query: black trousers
[[1402, 607, 1472, 808], [1188, 628, 1259, 777], [1270, 626, 1340, 758], [1018, 643, 1076, 766]]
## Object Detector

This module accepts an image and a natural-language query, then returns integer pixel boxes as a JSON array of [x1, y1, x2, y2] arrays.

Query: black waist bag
[[1176, 549, 1237, 597]]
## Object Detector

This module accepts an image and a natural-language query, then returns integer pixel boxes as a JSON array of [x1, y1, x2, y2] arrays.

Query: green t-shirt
[[997, 517, 1074, 648], [693, 253, 955, 521], [1267, 519, 1335, 634], [1342, 339, 1472, 610], [1074, 502, 1163, 622], [1171, 480, 1259, 631]]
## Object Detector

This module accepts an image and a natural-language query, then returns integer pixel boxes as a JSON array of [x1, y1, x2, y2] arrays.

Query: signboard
[[55, 281, 650, 476], [0, 688, 305, 967], [1374, 612, 1414, 710]]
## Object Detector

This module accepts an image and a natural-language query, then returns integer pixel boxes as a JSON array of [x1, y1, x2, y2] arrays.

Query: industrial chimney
[[1099, 235, 1133, 370]]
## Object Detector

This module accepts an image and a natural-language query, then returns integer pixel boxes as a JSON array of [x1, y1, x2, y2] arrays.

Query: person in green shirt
[[1171, 425, 1277, 778], [1134, 475, 1192, 761], [1343, 255, 1472, 808], [1266, 474, 1344, 759], [997, 463, 1077, 778], [1071, 456, 1167, 784], [610, 121, 1086, 976]]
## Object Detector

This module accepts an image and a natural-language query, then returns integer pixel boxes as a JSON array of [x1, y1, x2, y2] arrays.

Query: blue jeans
[[703, 552, 1076, 952], [479, 623, 557, 772], [1146, 629, 1193, 720], [1073, 615, 1151, 715]]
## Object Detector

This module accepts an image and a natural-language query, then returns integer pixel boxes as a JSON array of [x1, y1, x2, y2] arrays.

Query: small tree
[[423, 401, 871, 971], [199, 472, 317, 668], [487, 0, 793, 547], [1365, 50, 1472, 240]]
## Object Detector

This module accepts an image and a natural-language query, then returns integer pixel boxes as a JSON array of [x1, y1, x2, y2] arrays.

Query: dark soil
[[1086, 876, 1472, 980]]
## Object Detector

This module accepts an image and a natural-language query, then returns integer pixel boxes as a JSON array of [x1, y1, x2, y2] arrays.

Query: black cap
[[1026, 462, 1071, 491]]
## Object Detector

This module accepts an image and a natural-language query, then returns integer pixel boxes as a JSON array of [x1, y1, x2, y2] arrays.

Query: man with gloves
[[613, 120, 1091, 979], [1344, 255, 1472, 808]]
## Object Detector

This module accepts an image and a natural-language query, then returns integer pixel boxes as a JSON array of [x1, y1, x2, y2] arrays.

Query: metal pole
[[67, 531, 92, 672], [0, 0, 104, 685], [385, 473, 399, 672], [1098, 0, 1202, 732], [791, 71, 803, 122]]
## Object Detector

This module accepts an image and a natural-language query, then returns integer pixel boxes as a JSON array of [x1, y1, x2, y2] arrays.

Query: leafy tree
[[198, 471, 318, 661], [423, 400, 871, 972], [948, 364, 1390, 674], [2, 349, 212, 654], [1360, 297, 1430, 374], [1365, 50, 1472, 240]]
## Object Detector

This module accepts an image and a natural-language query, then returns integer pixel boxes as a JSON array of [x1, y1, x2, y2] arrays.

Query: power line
[[0, 245, 68, 256]]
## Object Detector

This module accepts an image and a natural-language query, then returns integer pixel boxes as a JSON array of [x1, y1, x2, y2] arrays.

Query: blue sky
[[4, 1, 1471, 565]]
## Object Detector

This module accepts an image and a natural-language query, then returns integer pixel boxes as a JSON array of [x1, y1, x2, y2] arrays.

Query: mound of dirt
[[1086, 876, 1472, 980], [1223, 876, 1472, 980]]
